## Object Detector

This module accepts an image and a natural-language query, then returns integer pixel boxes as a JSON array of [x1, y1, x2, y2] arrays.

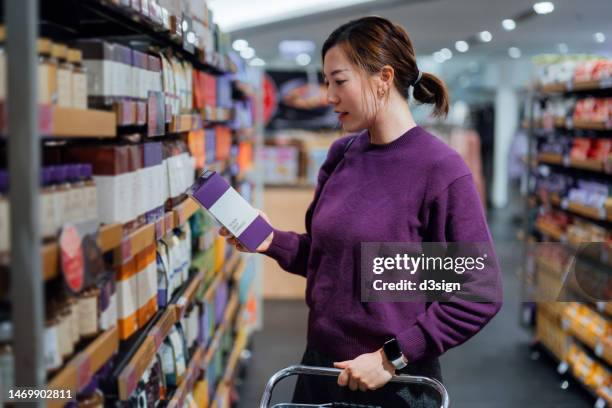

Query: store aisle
[[237, 196, 593, 408]]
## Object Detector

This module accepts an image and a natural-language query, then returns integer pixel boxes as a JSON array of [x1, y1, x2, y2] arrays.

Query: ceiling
[[214, 0, 612, 68]]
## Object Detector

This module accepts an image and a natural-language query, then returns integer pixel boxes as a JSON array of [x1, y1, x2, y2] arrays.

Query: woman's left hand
[[333, 349, 395, 391]]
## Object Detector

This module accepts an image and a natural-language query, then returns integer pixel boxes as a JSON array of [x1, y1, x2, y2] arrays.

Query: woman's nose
[[327, 90, 340, 105]]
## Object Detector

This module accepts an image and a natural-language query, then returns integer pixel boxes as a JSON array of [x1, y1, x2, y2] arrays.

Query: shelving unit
[[524, 62, 612, 406], [4, 1, 265, 406]]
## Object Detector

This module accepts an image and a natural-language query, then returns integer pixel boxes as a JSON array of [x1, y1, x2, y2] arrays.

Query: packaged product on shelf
[[187, 130, 206, 169], [261, 145, 300, 185], [81, 164, 99, 223], [76, 375, 105, 407], [51, 165, 69, 230], [141, 142, 165, 225], [215, 125, 232, 162], [177, 225, 190, 285], [40, 168, 57, 239], [160, 53, 177, 117], [55, 297, 75, 360], [216, 75, 233, 109], [203, 72, 217, 114], [170, 231, 184, 290], [77, 286, 100, 339], [156, 240, 172, 307], [568, 180, 608, 208], [116, 258, 139, 340], [0, 27, 5, 101], [0, 321, 14, 395], [159, 336, 177, 387], [113, 43, 132, 101], [136, 244, 158, 327], [204, 129, 216, 165], [193, 379, 209, 407], [64, 145, 131, 224], [0, 172, 6, 252], [52, 43, 73, 108], [68, 48, 88, 109], [98, 273, 117, 331], [44, 309, 62, 372], [65, 164, 85, 223], [214, 280, 228, 326], [126, 145, 143, 225], [75, 40, 115, 106], [38, 38, 57, 105], [160, 233, 180, 299]]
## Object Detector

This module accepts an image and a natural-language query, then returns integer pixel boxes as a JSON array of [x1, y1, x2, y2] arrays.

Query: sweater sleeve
[[262, 135, 356, 278], [397, 173, 503, 362]]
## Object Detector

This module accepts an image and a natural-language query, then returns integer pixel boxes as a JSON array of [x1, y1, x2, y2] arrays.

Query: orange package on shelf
[[570, 138, 592, 160], [136, 244, 158, 327], [237, 141, 253, 172], [188, 129, 206, 169], [215, 125, 232, 162], [115, 258, 139, 340]]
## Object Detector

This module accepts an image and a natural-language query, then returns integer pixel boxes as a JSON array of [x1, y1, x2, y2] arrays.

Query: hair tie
[[413, 70, 423, 87]]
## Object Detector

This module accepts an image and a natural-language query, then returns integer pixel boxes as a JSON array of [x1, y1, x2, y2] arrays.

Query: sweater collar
[[360, 125, 424, 153]]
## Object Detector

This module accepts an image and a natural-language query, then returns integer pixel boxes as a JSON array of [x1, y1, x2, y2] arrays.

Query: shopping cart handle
[[259, 365, 449, 408]]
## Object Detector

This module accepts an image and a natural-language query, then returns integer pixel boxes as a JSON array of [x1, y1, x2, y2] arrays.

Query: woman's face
[[323, 45, 377, 132]]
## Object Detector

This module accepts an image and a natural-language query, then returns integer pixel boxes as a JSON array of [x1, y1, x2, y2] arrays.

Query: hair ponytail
[[413, 72, 449, 118]]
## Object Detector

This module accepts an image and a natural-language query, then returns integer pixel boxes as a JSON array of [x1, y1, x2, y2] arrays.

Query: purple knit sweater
[[264, 126, 502, 362]]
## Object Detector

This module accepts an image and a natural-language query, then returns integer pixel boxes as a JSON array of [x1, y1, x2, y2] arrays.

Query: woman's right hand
[[219, 210, 274, 253]]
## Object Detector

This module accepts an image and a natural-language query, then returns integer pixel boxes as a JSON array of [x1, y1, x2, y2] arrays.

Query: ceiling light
[[433, 52, 445, 63], [455, 41, 469, 53], [502, 19, 516, 31], [232, 39, 249, 51], [594, 32, 606, 43], [557, 43, 568, 54], [296, 53, 311, 66], [250, 58, 266, 66], [186, 32, 196, 45], [279, 40, 316, 57], [479, 31, 493, 42], [240, 47, 255, 59], [533, 2, 554, 15], [440, 48, 453, 60], [508, 47, 521, 59]]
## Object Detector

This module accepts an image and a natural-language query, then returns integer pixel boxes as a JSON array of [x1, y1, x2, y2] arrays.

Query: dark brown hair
[[322, 16, 449, 117]]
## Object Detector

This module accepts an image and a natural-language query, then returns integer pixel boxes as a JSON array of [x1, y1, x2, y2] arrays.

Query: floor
[[235, 192, 595, 408]]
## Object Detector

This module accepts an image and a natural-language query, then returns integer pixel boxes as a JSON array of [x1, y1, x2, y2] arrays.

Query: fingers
[[219, 227, 230, 236], [337, 369, 349, 387], [333, 361, 350, 369], [348, 376, 359, 391]]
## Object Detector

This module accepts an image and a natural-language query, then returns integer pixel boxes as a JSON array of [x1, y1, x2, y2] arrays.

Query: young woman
[[221, 16, 502, 407]]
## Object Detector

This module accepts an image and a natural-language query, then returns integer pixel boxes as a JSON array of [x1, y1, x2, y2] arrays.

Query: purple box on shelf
[[188, 170, 273, 252], [204, 129, 216, 165]]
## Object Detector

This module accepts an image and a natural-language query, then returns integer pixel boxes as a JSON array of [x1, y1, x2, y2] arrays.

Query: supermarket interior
[[0, 0, 611, 407]]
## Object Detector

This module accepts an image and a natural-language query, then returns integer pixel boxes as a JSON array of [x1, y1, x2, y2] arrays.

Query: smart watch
[[383, 338, 408, 370]]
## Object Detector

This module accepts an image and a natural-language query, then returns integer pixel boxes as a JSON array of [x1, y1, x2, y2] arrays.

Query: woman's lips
[[337, 112, 349, 121]]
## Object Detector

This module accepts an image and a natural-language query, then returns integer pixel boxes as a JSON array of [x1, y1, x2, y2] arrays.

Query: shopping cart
[[259, 365, 449, 408]]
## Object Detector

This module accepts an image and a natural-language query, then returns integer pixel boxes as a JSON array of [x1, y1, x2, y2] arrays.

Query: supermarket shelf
[[572, 119, 612, 131], [78, 0, 235, 75], [175, 270, 205, 319], [564, 318, 612, 366], [222, 330, 248, 383], [537, 154, 610, 176], [40, 106, 117, 138], [541, 190, 612, 224], [535, 220, 565, 242], [47, 326, 119, 406], [536, 341, 608, 407], [537, 152, 564, 166], [43, 223, 123, 281], [539, 79, 612, 94], [173, 197, 200, 228], [113, 222, 156, 264]]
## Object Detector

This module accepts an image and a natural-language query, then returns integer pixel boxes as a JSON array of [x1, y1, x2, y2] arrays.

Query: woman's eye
[[336, 80, 347, 85]]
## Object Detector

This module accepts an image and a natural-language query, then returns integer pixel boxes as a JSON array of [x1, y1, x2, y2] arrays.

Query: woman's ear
[[380, 65, 395, 88]]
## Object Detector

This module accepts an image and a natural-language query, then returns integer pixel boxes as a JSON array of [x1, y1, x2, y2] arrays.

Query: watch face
[[384, 338, 402, 360]]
